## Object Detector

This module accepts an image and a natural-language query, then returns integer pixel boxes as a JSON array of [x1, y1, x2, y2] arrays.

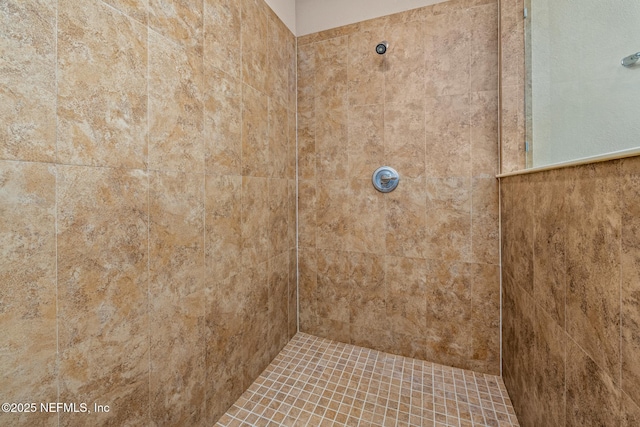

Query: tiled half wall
[[501, 159, 640, 426], [297, 0, 501, 375]]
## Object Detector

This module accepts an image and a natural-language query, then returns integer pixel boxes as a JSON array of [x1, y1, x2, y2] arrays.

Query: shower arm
[[621, 52, 640, 67]]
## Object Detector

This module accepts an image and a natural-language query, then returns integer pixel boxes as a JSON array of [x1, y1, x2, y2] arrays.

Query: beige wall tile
[[425, 95, 470, 178], [348, 104, 384, 180], [566, 339, 621, 426], [533, 306, 566, 427], [532, 170, 566, 325], [347, 29, 385, 107], [242, 83, 269, 177], [0, 0, 56, 163], [149, 31, 204, 173], [316, 249, 351, 324], [621, 157, 640, 406], [268, 177, 289, 255], [205, 174, 241, 283], [149, 0, 202, 51], [0, 161, 57, 426], [424, 8, 471, 97], [385, 101, 426, 179], [149, 170, 205, 426], [204, 65, 242, 176], [269, 100, 289, 178], [241, 0, 268, 92], [385, 177, 427, 258], [470, 91, 499, 177], [103, 0, 149, 24], [204, 0, 241, 79], [384, 21, 426, 104], [57, 165, 149, 426], [470, 263, 500, 374], [566, 162, 621, 384], [57, 0, 147, 169], [386, 256, 427, 338], [622, 392, 640, 427], [241, 176, 269, 266]]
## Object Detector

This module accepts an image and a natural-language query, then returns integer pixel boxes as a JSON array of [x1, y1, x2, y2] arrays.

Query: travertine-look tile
[[288, 247, 297, 338], [204, 65, 241, 176], [315, 179, 350, 251], [533, 306, 566, 427], [204, 0, 240, 78], [149, 31, 204, 173], [385, 101, 426, 179], [566, 339, 621, 427], [469, 3, 499, 92], [385, 177, 427, 258], [424, 8, 472, 97], [102, 0, 148, 24], [501, 175, 534, 294], [347, 29, 385, 107], [267, 16, 291, 105], [502, 273, 536, 425], [347, 179, 385, 254], [349, 252, 386, 332], [566, 162, 621, 384], [470, 263, 500, 374], [622, 392, 640, 427], [315, 249, 351, 325], [241, 176, 269, 266], [149, 0, 203, 51], [149, 171, 205, 426], [470, 91, 499, 177], [297, 179, 316, 249], [241, 84, 269, 177], [268, 178, 288, 255], [386, 256, 427, 338], [268, 251, 290, 358], [471, 177, 499, 265], [500, 0, 525, 88], [268, 100, 288, 178], [206, 272, 250, 423], [425, 95, 471, 178], [621, 157, 640, 405], [533, 170, 566, 325], [205, 174, 241, 283], [298, 248, 317, 332], [424, 261, 473, 369], [57, 0, 147, 169], [0, 161, 57, 426], [57, 165, 149, 426], [347, 104, 384, 180], [241, 0, 268, 92], [384, 21, 426, 104], [500, 84, 526, 173], [0, 0, 56, 162]]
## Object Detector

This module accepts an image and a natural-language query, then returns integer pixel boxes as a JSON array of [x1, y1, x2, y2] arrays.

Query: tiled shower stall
[[1, 0, 639, 426]]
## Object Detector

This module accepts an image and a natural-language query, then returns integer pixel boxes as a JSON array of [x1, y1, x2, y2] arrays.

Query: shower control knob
[[372, 166, 400, 193]]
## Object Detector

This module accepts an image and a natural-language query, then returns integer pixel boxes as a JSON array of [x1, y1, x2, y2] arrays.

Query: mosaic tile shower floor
[[216, 333, 520, 427]]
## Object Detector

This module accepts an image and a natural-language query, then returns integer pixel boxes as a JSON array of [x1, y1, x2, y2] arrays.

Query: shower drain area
[[216, 333, 520, 427]]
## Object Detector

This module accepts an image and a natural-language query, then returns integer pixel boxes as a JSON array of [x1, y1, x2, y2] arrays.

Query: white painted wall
[[530, 0, 640, 167], [265, 0, 297, 34], [296, 0, 444, 36]]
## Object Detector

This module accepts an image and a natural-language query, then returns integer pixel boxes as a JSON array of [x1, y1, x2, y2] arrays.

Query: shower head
[[375, 41, 388, 55]]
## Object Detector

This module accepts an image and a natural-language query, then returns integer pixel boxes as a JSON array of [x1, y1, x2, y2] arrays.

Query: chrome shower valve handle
[[372, 166, 400, 193]]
